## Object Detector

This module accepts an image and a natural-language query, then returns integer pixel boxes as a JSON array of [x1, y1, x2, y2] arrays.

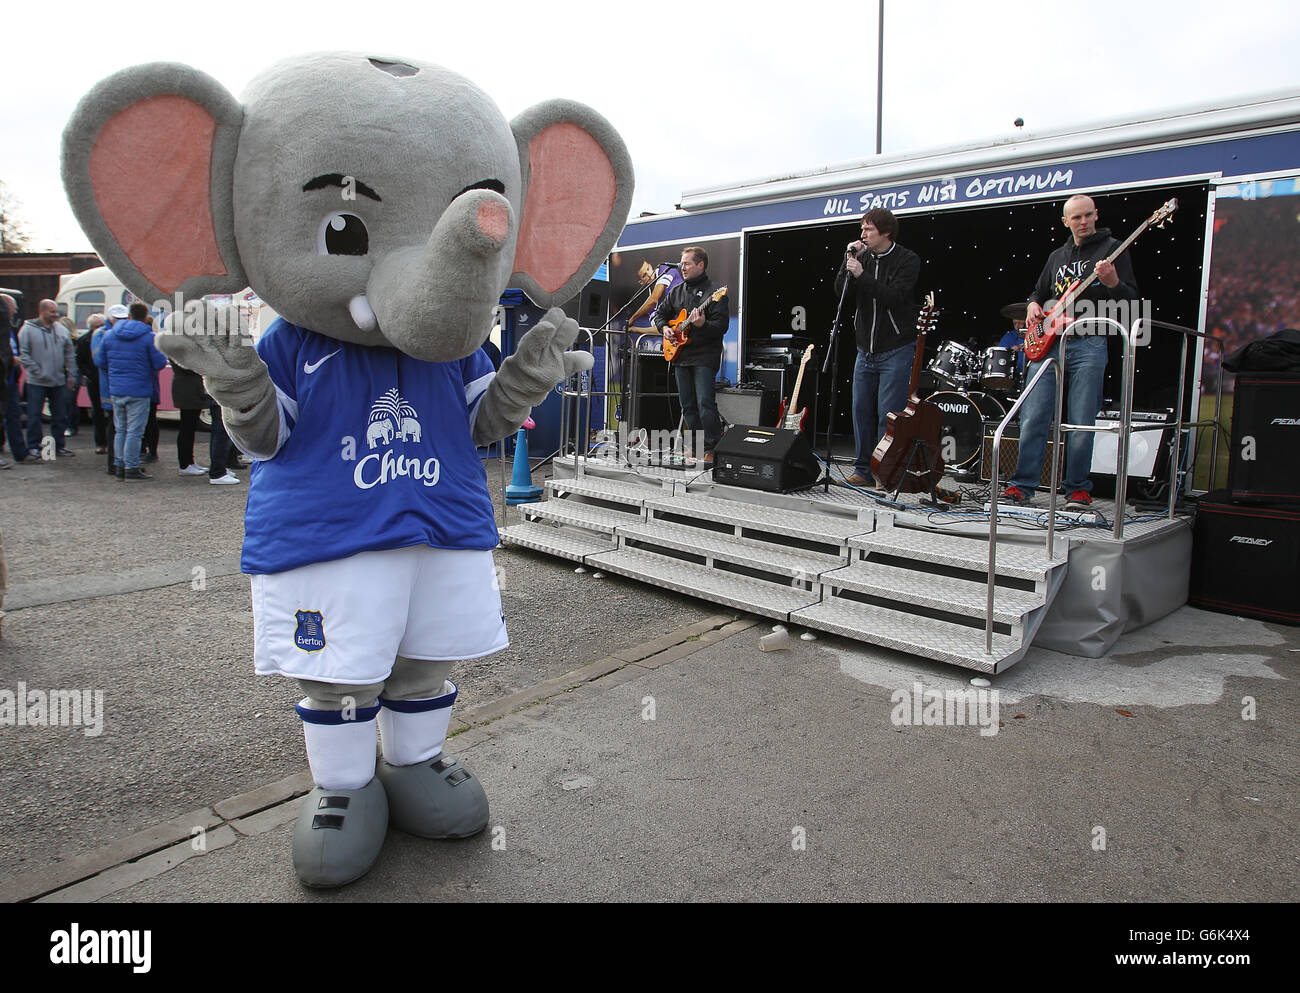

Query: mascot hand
[[512, 307, 594, 393], [472, 307, 592, 446], [156, 303, 272, 410]]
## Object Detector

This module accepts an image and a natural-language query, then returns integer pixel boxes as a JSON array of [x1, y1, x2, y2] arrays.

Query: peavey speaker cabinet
[[1227, 373, 1300, 503], [1189, 491, 1300, 625], [712, 425, 821, 493]]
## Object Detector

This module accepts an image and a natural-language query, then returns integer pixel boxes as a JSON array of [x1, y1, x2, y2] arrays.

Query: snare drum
[[924, 391, 1007, 471], [928, 341, 979, 389], [980, 346, 1017, 390]]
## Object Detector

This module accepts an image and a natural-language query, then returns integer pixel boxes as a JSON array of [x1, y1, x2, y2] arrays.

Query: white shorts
[[251, 545, 508, 685]]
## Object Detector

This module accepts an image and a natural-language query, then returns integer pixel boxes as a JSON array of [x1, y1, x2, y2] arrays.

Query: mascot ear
[[61, 63, 247, 301], [510, 99, 634, 309]]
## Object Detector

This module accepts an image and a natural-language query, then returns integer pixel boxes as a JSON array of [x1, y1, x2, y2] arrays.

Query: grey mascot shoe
[[292, 777, 389, 888], [377, 754, 489, 839]]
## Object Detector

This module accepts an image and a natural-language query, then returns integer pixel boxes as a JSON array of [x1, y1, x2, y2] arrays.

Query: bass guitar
[[870, 293, 942, 493], [775, 343, 815, 433], [1023, 198, 1177, 362], [663, 286, 728, 362]]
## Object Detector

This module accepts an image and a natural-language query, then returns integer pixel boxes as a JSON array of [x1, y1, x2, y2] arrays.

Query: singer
[[833, 208, 921, 487]]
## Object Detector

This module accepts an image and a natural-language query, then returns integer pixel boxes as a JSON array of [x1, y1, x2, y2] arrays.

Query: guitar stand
[[886, 438, 946, 509]]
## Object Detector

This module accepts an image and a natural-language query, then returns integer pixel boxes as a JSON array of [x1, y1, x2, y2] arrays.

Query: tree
[[0, 181, 32, 252]]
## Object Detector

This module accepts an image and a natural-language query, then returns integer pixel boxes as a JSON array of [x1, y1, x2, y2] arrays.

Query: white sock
[[296, 699, 381, 789], [378, 681, 458, 766]]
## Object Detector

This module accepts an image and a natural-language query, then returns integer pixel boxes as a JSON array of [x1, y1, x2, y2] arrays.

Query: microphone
[[660, 262, 681, 269]]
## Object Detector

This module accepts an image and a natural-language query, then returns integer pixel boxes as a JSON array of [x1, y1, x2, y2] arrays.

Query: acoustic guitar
[[1023, 198, 1177, 362], [663, 286, 728, 362], [775, 343, 815, 433], [870, 293, 942, 493]]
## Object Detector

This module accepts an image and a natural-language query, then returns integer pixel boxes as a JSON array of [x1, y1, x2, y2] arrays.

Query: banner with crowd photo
[[604, 238, 740, 430], [1204, 178, 1300, 394]]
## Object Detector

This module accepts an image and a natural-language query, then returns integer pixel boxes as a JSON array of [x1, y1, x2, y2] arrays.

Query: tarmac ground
[[1, 425, 1296, 910]]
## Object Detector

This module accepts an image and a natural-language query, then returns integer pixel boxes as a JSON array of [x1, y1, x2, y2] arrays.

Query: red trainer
[[1000, 485, 1030, 505], [1066, 490, 1093, 509]]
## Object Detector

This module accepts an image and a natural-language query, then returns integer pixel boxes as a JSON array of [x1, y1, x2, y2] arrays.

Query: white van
[[56, 267, 277, 411]]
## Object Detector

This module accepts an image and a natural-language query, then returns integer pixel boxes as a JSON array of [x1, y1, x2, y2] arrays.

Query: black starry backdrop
[[742, 183, 1208, 439]]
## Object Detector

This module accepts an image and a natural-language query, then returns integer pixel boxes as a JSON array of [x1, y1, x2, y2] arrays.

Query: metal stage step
[[586, 547, 821, 621], [499, 475, 1070, 673], [519, 499, 644, 535], [546, 474, 674, 506], [850, 525, 1056, 582], [498, 520, 617, 562], [790, 598, 1025, 674], [643, 492, 873, 548], [819, 560, 1042, 625], [616, 520, 847, 580]]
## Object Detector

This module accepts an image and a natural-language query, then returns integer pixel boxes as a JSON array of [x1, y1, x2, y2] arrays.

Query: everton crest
[[294, 610, 327, 653]]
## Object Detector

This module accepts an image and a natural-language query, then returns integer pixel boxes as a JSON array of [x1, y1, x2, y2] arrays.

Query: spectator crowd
[[1, 294, 244, 483]]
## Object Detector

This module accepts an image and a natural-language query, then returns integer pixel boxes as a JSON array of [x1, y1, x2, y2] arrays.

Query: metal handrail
[[986, 355, 1062, 655]]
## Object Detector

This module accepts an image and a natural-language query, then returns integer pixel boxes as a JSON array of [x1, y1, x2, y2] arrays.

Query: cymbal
[[1000, 301, 1030, 321]]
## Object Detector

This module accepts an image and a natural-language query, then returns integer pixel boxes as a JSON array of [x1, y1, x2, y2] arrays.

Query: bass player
[[1002, 193, 1140, 510]]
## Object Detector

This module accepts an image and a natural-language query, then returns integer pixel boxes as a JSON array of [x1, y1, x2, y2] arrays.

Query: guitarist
[[834, 208, 921, 488], [1002, 194, 1140, 510], [652, 247, 729, 462]]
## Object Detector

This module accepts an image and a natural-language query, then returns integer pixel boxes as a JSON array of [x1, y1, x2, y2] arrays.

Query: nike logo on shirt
[[303, 349, 342, 374]]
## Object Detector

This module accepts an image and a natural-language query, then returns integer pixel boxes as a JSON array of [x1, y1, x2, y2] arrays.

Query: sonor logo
[[1270, 418, 1300, 426], [1229, 536, 1273, 546], [935, 402, 968, 414]]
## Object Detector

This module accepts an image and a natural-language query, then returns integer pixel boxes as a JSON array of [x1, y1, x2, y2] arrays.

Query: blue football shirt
[[240, 319, 499, 574]]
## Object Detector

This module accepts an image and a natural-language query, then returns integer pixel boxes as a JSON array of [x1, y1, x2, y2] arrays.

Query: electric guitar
[[1023, 198, 1177, 362], [775, 343, 815, 432], [663, 286, 728, 362]]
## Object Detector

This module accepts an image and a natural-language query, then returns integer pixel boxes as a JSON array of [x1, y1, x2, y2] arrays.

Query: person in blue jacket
[[96, 302, 166, 480], [92, 305, 126, 475]]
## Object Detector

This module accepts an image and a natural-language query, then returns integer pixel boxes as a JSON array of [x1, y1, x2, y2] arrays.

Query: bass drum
[[924, 391, 1007, 472]]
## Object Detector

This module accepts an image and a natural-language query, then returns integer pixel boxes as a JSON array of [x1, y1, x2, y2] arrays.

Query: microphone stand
[[820, 250, 857, 492]]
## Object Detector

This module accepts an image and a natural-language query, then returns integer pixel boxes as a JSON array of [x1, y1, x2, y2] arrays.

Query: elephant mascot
[[62, 52, 633, 887]]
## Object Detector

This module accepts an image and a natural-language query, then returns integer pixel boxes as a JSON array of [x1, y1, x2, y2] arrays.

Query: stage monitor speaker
[[1227, 373, 1300, 503], [981, 428, 1057, 488], [712, 425, 821, 493], [1190, 491, 1300, 625], [716, 386, 778, 428]]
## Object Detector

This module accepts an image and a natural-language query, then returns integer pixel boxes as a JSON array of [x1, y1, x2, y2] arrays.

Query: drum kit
[[923, 302, 1030, 478]]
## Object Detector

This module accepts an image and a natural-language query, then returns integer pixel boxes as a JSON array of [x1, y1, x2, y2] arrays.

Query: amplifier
[[712, 425, 821, 493], [1190, 492, 1300, 625], [981, 429, 1058, 488], [1227, 373, 1300, 503], [716, 386, 778, 428]]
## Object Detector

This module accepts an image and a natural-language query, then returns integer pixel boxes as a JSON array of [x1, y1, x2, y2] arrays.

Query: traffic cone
[[505, 421, 542, 505]]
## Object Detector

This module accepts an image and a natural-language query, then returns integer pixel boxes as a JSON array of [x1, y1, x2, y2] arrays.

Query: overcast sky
[[4, 0, 1298, 252]]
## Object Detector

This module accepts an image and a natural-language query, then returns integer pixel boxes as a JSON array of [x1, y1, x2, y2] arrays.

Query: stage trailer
[[611, 88, 1300, 477]]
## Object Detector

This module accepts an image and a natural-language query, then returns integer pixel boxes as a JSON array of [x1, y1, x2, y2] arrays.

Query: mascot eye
[[317, 212, 370, 256]]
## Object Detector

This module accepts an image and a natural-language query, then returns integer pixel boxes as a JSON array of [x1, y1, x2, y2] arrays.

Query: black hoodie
[[1030, 227, 1139, 307]]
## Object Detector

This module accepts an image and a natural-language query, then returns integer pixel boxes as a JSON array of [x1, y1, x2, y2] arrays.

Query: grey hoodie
[[18, 319, 76, 387]]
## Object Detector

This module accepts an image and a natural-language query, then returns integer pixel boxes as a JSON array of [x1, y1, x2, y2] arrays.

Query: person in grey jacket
[[17, 299, 78, 458]]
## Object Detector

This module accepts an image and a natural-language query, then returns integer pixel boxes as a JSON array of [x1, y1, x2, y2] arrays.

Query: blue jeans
[[24, 383, 68, 453], [852, 343, 915, 475], [1011, 334, 1108, 495], [674, 363, 722, 454], [5, 380, 29, 459], [112, 395, 151, 471]]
